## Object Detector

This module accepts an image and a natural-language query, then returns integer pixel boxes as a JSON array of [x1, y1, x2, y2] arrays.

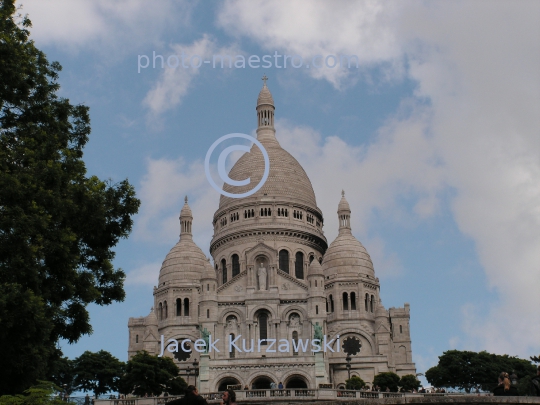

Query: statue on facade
[[290, 315, 300, 327], [201, 327, 210, 354], [258, 262, 267, 290], [314, 322, 323, 341]]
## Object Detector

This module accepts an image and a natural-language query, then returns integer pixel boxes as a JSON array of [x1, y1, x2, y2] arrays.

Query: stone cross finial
[[342, 190, 345, 197], [184, 195, 188, 203], [262, 74, 268, 86]]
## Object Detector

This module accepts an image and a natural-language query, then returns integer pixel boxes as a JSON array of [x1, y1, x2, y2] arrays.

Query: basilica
[[127, 82, 416, 392]]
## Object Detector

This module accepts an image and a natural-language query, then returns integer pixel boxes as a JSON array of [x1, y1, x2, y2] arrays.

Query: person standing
[[166, 385, 208, 405], [532, 366, 540, 396], [84, 394, 90, 405], [278, 382, 283, 389], [493, 372, 519, 396], [220, 389, 237, 405]]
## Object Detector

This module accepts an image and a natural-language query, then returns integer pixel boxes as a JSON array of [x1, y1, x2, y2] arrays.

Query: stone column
[[199, 353, 210, 393]]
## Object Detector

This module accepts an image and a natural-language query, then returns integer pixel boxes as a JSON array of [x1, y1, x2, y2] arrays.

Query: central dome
[[218, 82, 318, 211], [218, 139, 318, 210]]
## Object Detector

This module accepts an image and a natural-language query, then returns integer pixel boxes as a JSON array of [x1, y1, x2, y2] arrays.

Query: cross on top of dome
[[262, 74, 268, 86]]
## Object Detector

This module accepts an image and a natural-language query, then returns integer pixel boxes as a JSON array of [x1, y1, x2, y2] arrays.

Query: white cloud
[[134, 156, 219, 257], [17, 0, 192, 52], [142, 37, 241, 121], [126, 262, 162, 286], [217, 0, 540, 355]]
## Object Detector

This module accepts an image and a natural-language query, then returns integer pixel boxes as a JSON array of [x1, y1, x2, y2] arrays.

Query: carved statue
[[201, 327, 210, 354], [290, 315, 300, 327], [258, 262, 267, 290], [314, 322, 323, 341]]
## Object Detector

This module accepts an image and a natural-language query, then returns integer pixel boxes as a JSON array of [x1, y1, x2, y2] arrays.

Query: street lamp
[[510, 371, 518, 386], [345, 356, 352, 381], [186, 360, 200, 386]]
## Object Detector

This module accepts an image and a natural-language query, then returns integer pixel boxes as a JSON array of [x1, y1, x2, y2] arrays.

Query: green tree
[[345, 376, 366, 390], [47, 357, 77, 395], [425, 350, 536, 393], [373, 372, 400, 392], [118, 351, 186, 397], [73, 351, 125, 398], [399, 375, 420, 392], [0, 0, 140, 395], [0, 381, 66, 405]]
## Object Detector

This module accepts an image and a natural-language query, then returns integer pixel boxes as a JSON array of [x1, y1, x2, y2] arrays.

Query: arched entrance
[[285, 376, 308, 389], [250, 376, 274, 389], [217, 377, 241, 392]]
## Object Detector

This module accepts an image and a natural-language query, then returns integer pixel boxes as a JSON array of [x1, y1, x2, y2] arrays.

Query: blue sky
[[17, 0, 540, 381]]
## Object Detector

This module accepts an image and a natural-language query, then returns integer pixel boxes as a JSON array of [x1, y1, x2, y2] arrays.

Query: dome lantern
[[256, 75, 277, 144], [337, 190, 352, 234], [180, 195, 193, 240]]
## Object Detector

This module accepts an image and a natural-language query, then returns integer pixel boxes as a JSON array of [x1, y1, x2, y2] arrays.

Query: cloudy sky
[[18, 0, 540, 380]]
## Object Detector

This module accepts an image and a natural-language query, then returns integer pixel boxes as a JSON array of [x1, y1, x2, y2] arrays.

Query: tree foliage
[[0, 0, 139, 395], [73, 351, 125, 398], [425, 350, 537, 393], [46, 357, 77, 395], [118, 352, 186, 397], [373, 372, 400, 392], [399, 375, 420, 391], [345, 376, 366, 390], [0, 382, 66, 405]]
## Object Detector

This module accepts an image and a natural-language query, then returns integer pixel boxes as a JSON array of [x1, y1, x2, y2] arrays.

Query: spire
[[337, 190, 351, 234], [256, 76, 277, 144], [180, 195, 193, 239]]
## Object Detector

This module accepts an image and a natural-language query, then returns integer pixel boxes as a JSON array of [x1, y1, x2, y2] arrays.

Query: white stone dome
[[218, 139, 318, 210], [322, 192, 375, 278]]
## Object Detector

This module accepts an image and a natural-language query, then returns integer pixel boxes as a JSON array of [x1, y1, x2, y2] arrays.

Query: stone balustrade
[[94, 389, 540, 405]]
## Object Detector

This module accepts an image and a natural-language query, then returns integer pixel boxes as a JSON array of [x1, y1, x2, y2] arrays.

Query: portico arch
[[250, 374, 275, 389]]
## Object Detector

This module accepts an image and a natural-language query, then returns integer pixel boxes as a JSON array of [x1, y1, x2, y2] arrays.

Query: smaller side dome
[[202, 258, 217, 280], [145, 307, 158, 326], [307, 258, 324, 277]]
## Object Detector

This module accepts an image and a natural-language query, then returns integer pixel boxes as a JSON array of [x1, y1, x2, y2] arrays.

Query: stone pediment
[[217, 270, 247, 294], [376, 323, 390, 333], [277, 269, 308, 291], [245, 242, 277, 265]]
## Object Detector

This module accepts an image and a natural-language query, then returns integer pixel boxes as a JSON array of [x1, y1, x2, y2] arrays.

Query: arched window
[[343, 292, 348, 311], [295, 252, 304, 279], [230, 334, 235, 358], [158, 302, 163, 320], [365, 293, 369, 312], [259, 313, 268, 344], [279, 250, 289, 274], [400, 325, 403, 334], [232, 254, 240, 277], [136, 334, 139, 343], [315, 305, 319, 315], [184, 298, 190, 316], [163, 301, 168, 319], [329, 295, 334, 313], [326, 298, 329, 313], [176, 298, 182, 316], [309, 254, 314, 263], [292, 331, 299, 356], [351, 292, 356, 310], [221, 259, 227, 284], [207, 309, 210, 319], [370, 295, 374, 313]]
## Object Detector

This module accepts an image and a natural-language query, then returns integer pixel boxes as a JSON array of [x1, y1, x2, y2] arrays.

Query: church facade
[[127, 82, 416, 392]]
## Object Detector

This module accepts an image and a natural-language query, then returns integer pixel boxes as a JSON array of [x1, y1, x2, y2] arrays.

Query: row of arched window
[[325, 293, 375, 313], [277, 208, 288, 217], [307, 214, 314, 224], [220, 217, 227, 227], [293, 210, 303, 220], [219, 254, 241, 284], [258, 109, 274, 127], [158, 298, 190, 320], [279, 250, 305, 279], [230, 212, 239, 222], [244, 209, 255, 218], [260, 207, 272, 217]]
